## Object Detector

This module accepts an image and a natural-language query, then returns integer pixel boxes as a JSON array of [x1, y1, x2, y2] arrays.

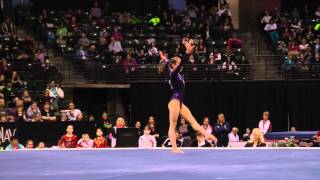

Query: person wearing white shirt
[[260, 11, 272, 24], [264, 19, 279, 46], [61, 102, 82, 121], [217, 4, 232, 17], [108, 37, 123, 54], [258, 111, 272, 135], [228, 127, 240, 142], [316, 6, 320, 18], [47, 80, 64, 111], [222, 56, 238, 76]]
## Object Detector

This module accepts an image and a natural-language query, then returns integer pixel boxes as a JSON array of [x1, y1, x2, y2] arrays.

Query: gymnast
[[158, 41, 217, 153]]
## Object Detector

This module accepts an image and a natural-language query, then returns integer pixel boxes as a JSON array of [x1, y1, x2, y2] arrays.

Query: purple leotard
[[167, 57, 185, 103]]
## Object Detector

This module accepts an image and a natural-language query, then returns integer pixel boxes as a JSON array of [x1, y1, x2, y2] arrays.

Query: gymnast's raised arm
[[158, 51, 168, 74]]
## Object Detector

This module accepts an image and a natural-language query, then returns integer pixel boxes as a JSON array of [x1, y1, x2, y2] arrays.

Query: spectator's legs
[[52, 97, 60, 111]]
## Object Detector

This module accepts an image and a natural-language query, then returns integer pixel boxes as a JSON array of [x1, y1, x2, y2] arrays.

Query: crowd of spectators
[[0, 14, 62, 122], [2, 110, 320, 150], [27, 1, 248, 78], [260, 5, 320, 76]]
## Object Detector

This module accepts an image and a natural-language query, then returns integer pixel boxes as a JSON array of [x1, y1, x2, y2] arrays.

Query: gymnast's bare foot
[[172, 148, 184, 154]]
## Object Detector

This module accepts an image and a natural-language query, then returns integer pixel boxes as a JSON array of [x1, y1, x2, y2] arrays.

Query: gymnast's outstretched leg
[[180, 103, 217, 144], [168, 99, 183, 153]]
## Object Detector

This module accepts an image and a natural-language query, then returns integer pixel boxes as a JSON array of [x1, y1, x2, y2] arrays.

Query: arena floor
[[1, 148, 320, 180]]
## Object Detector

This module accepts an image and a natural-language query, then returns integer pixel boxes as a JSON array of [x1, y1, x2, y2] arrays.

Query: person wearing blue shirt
[[214, 113, 230, 147]]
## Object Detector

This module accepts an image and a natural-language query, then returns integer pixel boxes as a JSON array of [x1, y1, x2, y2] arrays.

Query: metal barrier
[[61, 59, 254, 83], [36, 55, 320, 83]]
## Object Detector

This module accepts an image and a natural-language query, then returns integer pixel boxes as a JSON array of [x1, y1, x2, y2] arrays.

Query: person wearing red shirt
[[58, 125, 78, 148], [288, 41, 299, 57], [93, 128, 108, 148], [227, 33, 243, 48]]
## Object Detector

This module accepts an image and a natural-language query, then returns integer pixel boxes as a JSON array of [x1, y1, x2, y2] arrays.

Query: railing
[[61, 59, 254, 83], [60, 56, 320, 83]]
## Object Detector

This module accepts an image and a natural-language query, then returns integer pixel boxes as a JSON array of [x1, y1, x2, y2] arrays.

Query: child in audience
[[77, 134, 94, 148], [25, 140, 34, 149], [6, 137, 24, 150], [93, 128, 108, 148], [37, 142, 46, 149], [58, 125, 78, 148], [138, 126, 157, 148]]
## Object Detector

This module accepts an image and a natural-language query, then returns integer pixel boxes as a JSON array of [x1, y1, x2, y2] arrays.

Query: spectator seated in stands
[[222, 56, 239, 76], [242, 128, 251, 141], [311, 131, 320, 147], [58, 125, 78, 148], [139, 126, 157, 148], [90, 1, 102, 19], [77, 134, 94, 148], [25, 140, 34, 149], [296, 53, 310, 73], [111, 117, 127, 147], [260, 11, 272, 27], [26, 102, 41, 122], [191, 132, 212, 147], [162, 130, 184, 148], [208, 49, 222, 65], [135, 121, 143, 136], [147, 116, 160, 139], [290, 127, 297, 132], [122, 53, 137, 74], [258, 111, 272, 135], [147, 43, 159, 64], [264, 19, 279, 47], [75, 46, 89, 60], [311, 53, 320, 75], [75, 112, 84, 121], [201, 117, 213, 136], [41, 102, 56, 121], [93, 128, 108, 148], [282, 54, 296, 71], [111, 27, 123, 42], [33, 112, 43, 122], [61, 102, 82, 121], [108, 37, 123, 55], [214, 113, 230, 147], [37, 142, 46, 149], [5, 136, 24, 150], [227, 33, 243, 48], [228, 127, 240, 142], [10, 71, 24, 89], [1, 17, 16, 36], [78, 33, 90, 48], [2, 82, 17, 102], [178, 118, 192, 147], [46, 80, 64, 111], [56, 23, 68, 39], [245, 128, 266, 147], [22, 90, 32, 109], [9, 98, 25, 122]]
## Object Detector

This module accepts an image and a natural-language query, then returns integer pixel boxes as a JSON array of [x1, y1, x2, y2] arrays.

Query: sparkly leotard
[[167, 57, 185, 103]]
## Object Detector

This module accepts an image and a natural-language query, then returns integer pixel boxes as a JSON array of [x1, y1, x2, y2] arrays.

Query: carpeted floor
[[1, 148, 320, 180]]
